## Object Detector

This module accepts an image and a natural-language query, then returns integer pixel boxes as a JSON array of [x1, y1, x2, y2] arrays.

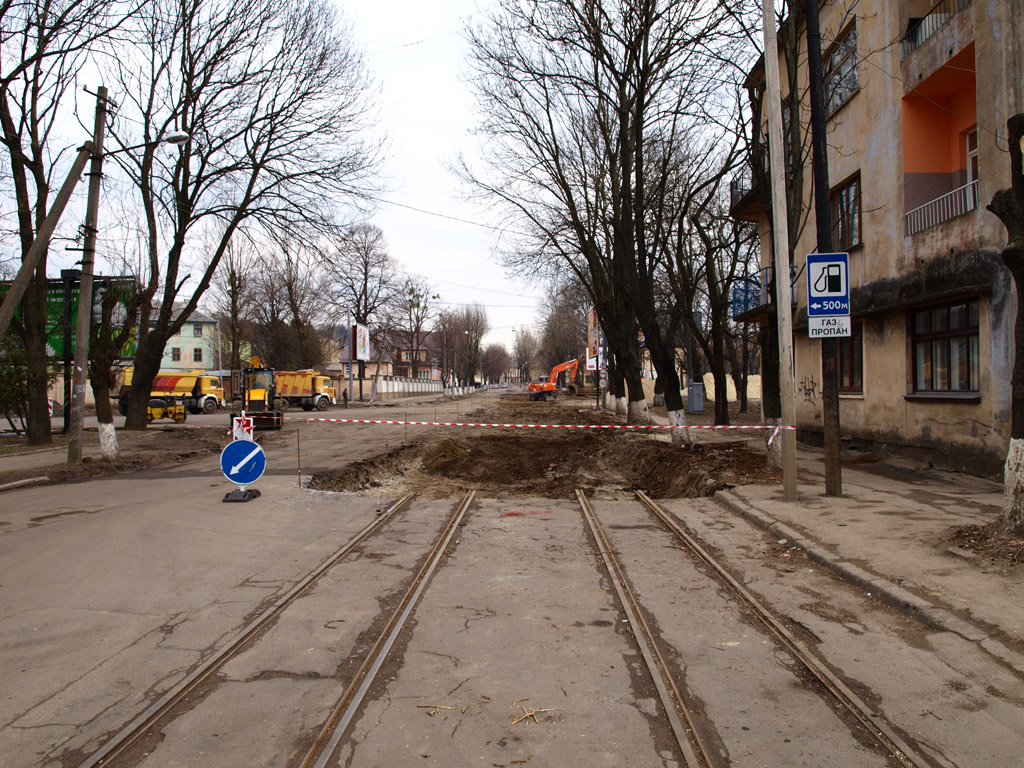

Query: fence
[[901, 0, 973, 58]]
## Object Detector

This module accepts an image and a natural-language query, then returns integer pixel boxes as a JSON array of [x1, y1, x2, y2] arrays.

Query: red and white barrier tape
[[301, 417, 793, 444]]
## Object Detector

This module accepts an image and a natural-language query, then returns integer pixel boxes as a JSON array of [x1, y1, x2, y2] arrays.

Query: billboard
[[587, 307, 599, 360], [352, 323, 371, 362]]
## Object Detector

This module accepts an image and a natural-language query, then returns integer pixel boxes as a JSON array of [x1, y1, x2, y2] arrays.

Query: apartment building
[[160, 308, 221, 372], [732, 0, 1023, 474]]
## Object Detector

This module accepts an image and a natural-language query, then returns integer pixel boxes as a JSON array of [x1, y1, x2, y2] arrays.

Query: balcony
[[902, 0, 972, 58], [904, 180, 978, 236], [728, 149, 766, 222], [732, 264, 798, 321]]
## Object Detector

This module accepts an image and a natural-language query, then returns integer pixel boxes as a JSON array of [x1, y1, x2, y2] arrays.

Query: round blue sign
[[220, 440, 266, 487]]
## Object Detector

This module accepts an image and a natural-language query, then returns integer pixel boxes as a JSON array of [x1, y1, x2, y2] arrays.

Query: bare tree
[[0, 0, 138, 444], [108, 0, 381, 428], [513, 327, 538, 383], [987, 113, 1024, 533], [456, 304, 489, 386], [211, 234, 260, 371], [324, 223, 400, 398], [393, 278, 437, 380], [463, 0, 749, 436], [480, 343, 512, 384]]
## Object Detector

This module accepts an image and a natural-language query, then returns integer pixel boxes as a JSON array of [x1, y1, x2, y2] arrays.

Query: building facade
[[160, 309, 221, 372], [733, 0, 1022, 474]]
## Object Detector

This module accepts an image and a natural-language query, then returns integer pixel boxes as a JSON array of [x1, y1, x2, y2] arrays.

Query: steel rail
[[76, 494, 416, 768], [299, 491, 476, 768], [575, 490, 713, 768], [634, 490, 930, 768]]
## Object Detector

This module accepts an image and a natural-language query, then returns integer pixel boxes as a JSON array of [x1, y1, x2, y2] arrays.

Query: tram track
[[75, 494, 417, 768], [576, 488, 934, 768]]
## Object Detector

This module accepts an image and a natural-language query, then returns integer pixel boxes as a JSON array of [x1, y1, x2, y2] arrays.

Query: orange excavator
[[528, 358, 579, 401]]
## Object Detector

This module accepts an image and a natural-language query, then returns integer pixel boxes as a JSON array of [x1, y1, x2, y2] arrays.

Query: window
[[830, 174, 861, 250], [825, 25, 858, 116], [193, 323, 203, 337], [911, 299, 980, 393], [171, 347, 181, 362], [193, 348, 203, 363], [838, 321, 862, 393]]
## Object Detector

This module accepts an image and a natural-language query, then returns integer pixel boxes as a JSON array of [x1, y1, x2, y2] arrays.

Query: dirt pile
[[312, 397, 778, 499]]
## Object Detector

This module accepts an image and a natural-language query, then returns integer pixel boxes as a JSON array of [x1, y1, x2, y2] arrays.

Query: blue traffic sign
[[806, 252, 850, 316], [220, 440, 266, 487]]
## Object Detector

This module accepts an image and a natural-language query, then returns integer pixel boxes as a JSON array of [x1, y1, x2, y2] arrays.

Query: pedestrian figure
[[342, 389, 349, 408]]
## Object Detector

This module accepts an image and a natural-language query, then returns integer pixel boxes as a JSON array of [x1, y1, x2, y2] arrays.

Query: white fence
[[343, 375, 473, 401]]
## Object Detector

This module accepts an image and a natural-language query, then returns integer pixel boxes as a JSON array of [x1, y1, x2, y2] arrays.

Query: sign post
[[220, 439, 266, 502]]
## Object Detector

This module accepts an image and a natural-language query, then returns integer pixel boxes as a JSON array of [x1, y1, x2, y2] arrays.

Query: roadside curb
[[0, 476, 49, 492], [715, 489, 1024, 675]]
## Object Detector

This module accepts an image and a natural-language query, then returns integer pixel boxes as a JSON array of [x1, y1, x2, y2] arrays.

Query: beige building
[[732, 0, 1022, 475]]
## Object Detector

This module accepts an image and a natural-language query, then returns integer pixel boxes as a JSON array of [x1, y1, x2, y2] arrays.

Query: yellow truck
[[275, 370, 335, 411], [117, 369, 225, 417]]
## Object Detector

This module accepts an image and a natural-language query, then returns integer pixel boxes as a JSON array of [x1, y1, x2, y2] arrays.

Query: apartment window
[[193, 348, 203, 363], [911, 299, 980, 393], [171, 347, 181, 362], [825, 24, 858, 116], [830, 174, 861, 250], [193, 323, 203, 337], [838, 321, 863, 393]]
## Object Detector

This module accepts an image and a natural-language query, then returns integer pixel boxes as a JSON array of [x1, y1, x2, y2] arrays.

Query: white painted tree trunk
[[765, 417, 783, 471], [627, 398, 650, 424], [1005, 437, 1024, 531], [653, 392, 665, 406], [668, 408, 690, 447], [98, 422, 119, 461], [615, 396, 627, 417]]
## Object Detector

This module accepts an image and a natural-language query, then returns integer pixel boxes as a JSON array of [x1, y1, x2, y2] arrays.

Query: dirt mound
[[312, 399, 778, 499]]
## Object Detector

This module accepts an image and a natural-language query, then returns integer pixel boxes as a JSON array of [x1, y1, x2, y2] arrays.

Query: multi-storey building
[[160, 308, 221, 372], [732, 0, 1022, 474]]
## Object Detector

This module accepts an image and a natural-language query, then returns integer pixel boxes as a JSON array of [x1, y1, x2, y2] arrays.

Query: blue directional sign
[[220, 440, 266, 487], [806, 252, 850, 317]]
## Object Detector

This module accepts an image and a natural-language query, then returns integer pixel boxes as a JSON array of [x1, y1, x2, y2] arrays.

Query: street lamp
[[67, 86, 189, 463]]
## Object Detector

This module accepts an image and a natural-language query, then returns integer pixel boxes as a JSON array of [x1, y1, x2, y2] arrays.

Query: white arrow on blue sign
[[806, 252, 850, 317], [220, 440, 266, 487]]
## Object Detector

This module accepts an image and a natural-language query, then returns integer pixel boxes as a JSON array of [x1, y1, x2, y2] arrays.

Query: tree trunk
[[23, 271, 52, 445], [985, 113, 1024, 533]]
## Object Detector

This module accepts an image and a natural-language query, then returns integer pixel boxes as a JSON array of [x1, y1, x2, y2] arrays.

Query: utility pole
[[68, 87, 107, 464], [761, 1, 799, 501], [804, 0, 842, 495]]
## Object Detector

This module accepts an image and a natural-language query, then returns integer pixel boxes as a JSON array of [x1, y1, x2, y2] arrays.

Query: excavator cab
[[528, 359, 579, 401], [233, 358, 283, 430]]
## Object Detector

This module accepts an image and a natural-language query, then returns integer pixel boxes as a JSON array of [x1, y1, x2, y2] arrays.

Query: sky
[[341, 0, 543, 352]]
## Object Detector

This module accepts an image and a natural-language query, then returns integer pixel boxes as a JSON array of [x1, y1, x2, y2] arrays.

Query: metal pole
[[761, 3, 799, 500], [804, 0, 842, 496], [347, 309, 354, 404], [68, 87, 107, 464]]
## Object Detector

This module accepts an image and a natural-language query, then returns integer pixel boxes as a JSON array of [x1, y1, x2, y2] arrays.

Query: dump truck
[[528, 358, 579, 401], [117, 369, 224, 417], [229, 357, 283, 430], [275, 370, 335, 411]]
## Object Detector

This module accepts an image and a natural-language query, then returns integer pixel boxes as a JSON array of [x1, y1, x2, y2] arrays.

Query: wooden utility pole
[[804, 0, 842, 496], [68, 87, 107, 464], [761, 0, 799, 501]]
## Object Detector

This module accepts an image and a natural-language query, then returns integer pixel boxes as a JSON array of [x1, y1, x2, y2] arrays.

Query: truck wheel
[[277, 399, 289, 412], [202, 398, 216, 414], [302, 403, 313, 412], [316, 396, 329, 411]]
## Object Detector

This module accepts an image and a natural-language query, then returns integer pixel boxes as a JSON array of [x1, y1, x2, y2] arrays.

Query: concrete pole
[[68, 87, 107, 464], [761, 3, 799, 501]]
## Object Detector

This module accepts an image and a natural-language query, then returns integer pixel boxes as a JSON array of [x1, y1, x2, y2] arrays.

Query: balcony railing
[[904, 179, 978, 236], [901, 0, 972, 58], [731, 264, 797, 319], [729, 148, 766, 210]]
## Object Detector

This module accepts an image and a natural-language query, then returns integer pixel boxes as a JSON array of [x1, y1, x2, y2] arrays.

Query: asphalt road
[[2, 390, 1023, 767]]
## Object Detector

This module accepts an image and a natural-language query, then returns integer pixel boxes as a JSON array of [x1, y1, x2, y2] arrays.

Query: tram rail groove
[[75, 494, 416, 768], [299, 490, 476, 768], [633, 490, 932, 768], [575, 490, 713, 768]]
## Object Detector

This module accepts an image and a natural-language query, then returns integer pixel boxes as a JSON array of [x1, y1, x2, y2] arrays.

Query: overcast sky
[[343, 0, 543, 351]]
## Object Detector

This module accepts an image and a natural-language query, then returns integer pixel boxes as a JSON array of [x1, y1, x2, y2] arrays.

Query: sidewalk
[[716, 444, 1023, 673]]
